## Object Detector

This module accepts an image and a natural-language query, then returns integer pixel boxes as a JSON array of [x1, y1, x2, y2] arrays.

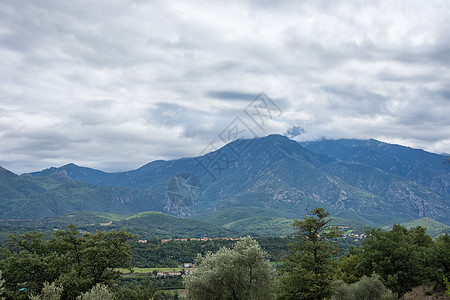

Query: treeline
[[336, 225, 450, 298], [184, 208, 450, 299], [131, 237, 296, 267], [131, 236, 358, 268], [0, 208, 448, 299]]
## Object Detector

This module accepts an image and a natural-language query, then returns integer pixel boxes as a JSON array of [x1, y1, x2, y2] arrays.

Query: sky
[[1, 0, 449, 174]]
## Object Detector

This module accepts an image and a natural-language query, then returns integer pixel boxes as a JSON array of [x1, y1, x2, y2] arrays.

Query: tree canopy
[[183, 236, 277, 300], [0, 224, 135, 299], [279, 207, 342, 300]]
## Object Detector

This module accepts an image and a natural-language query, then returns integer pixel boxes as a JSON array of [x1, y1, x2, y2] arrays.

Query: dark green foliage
[[356, 225, 435, 298], [279, 208, 342, 300], [114, 282, 157, 300], [0, 224, 135, 299], [336, 253, 362, 284], [431, 234, 450, 284]]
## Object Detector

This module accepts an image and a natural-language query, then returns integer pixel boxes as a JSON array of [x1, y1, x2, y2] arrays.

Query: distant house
[[138, 239, 148, 243]]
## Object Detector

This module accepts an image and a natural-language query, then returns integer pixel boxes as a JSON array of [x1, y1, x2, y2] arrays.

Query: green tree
[[183, 236, 277, 300], [0, 270, 5, 299], [444, 276, 450, 297], [357, 225, 432, 298], [76, 284, 115, 300], [336, 253, 361, 284], [331, 274, 394, 300], [0, 224, 135, 299], [432, 234, 450, 284], [29, 282, 63, 300], [278, 207, 342, 300]]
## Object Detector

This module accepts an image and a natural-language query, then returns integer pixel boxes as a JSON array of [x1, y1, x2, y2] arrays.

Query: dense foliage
[[331, 274, 393, 300], [356, 225, 439, 297], [183, 237, 277, 300], [336, 225, 450, 298], [279, 208, 342, 300], [0, 224, 135, 299], [0, 208, 449, 299]]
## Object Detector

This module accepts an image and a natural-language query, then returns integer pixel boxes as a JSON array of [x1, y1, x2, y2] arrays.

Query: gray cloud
[[205, 91, 256, 101], [0, 0, 449, 174]]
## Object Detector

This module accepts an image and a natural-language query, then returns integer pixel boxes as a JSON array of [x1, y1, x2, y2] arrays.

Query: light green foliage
[[29, 282, 63, 300], [444, 276, 450, 297], [331, 274, 394, 300], [0, 270, 5, 298], [356, 225, 434, 298], [278, 207, 342, 300], [183, 236, 277, 300], [75, 284, 114, 300], [0, 224, 135, 299]]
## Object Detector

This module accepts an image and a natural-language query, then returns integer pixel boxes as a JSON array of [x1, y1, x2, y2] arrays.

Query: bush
[[76, 284, 115, 300], [331, 274, 394, 300], [29, 282, 63, 300]]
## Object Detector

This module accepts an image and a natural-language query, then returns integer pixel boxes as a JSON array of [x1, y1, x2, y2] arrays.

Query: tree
[[278, 207, 342, 300], [0, 270, 5, 299], [0, 224, 135, 299], [29, 282, 63, 300], [432, 234, 450, 282], [183, 236, 277, 300], [336, 253, 361, 284], [76, 284, 115, 300], [356, 225, 432, 298], [331, 274, 394, 300]]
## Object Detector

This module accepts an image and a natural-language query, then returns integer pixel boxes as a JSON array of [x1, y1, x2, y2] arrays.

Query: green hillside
[[191, 207, 297, 226], [223, 216, 296, 237], [382, 217, 450, 238], [0, 210, 236, 245]]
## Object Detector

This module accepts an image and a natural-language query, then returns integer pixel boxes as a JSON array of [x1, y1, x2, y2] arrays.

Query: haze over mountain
[[1, 134, 443, 227]]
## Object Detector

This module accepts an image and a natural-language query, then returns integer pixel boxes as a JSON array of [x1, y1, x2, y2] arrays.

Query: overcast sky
[[1, 0, 449, 174]]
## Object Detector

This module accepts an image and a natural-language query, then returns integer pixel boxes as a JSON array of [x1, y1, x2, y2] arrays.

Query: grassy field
[[117, 267, 182, 274]]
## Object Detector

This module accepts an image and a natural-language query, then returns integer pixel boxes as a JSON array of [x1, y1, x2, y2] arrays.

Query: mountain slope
[[0, 210, 236, 243], [382, 217, 450, 238], [31, 163, 113, 184], [0, 168, 166, 219], [28, 135, 450, 226], [300, 139, 450, 195]]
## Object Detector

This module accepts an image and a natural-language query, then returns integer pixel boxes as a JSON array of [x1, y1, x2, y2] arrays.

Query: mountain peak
[[0, 165, 18, 179]]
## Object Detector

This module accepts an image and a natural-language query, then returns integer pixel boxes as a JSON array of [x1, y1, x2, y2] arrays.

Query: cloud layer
[[1, 0, 449, 174]]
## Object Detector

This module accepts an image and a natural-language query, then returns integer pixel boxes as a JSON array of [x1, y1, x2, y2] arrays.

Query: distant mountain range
[[1, 135, 449, 233]]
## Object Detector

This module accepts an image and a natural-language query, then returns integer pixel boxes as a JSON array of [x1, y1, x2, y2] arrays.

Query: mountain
[[31, 163, 113, 185], [300, 139, 450, 195], [190, 208, 370, 237], [27, 135, 450, 227], [0, 166, 166, 219]]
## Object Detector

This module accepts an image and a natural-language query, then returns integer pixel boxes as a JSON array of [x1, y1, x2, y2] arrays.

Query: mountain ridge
[[2, 135, 449, 227]]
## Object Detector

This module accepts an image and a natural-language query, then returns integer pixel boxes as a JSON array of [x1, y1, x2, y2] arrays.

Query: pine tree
[[279, 208, 342, 300]]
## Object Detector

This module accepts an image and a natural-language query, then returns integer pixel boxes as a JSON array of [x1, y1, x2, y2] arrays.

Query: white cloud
[[0, 0, 449, 174]]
